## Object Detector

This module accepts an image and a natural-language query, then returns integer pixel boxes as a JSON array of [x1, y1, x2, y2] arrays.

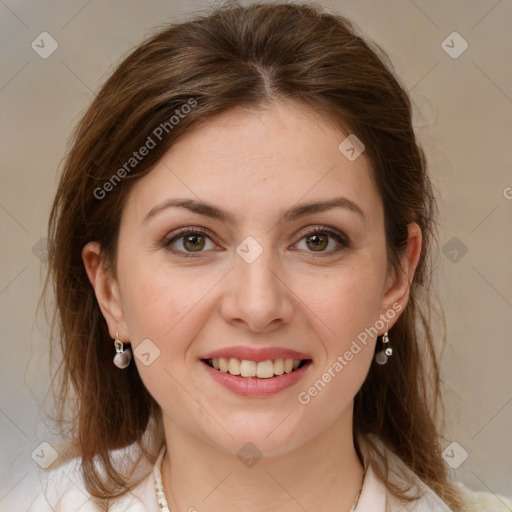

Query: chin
[[196, 413, 312, 459]]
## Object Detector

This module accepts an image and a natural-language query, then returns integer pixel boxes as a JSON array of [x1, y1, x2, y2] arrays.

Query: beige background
[[1, 0, 511, 509]]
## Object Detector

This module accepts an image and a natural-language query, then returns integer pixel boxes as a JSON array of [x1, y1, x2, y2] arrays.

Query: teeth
[[209, 357, 304, 378], [256, 360, 274, 379], [218, 357, 229, 372], [228, 358, 241, 375], [274, 358, 284, 375], [240, 359, 257, 377]]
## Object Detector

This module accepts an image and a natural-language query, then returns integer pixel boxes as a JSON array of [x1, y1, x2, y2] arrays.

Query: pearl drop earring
[[113, 333, 132, 369], [374, 321, 393, 365]]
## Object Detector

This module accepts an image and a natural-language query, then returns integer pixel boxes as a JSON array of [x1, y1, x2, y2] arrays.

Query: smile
[[203, 357, 310, 378], [200, 357, 313, 397]]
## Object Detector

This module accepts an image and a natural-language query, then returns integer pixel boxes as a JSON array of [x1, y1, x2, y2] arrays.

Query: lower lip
[[201, 360, 312, 397]]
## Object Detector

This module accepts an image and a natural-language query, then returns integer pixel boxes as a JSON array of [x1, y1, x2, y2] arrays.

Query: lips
[[201, 357, 313, 397], [199, 345, 313, 397], [200, 345, 312, 362]]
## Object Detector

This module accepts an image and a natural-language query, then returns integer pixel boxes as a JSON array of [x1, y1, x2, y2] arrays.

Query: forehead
[[123, 101, 382, 227]]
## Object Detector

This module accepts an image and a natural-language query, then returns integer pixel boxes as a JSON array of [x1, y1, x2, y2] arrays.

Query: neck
[[160, 411, 364, 512]]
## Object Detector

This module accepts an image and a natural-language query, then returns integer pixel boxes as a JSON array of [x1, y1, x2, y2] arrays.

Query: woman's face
[[86, 100, 420, 456]]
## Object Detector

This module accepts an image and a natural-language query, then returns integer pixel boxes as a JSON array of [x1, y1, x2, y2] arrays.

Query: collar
[[355, 433, 455, 511], [36, 432, 453, 511], [125, 433, 454, 512]]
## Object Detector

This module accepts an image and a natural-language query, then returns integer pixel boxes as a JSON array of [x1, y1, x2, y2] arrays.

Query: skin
[[83, 100, 422, 512]]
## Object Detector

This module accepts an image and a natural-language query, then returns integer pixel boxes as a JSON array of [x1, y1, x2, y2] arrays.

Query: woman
[[28, 2, 511, 511]]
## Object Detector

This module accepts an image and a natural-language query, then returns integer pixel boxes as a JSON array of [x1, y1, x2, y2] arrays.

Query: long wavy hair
[[43, 1, 464, 510]]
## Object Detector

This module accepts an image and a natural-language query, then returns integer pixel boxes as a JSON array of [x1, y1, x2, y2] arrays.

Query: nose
[[220, 248, 295, 333]]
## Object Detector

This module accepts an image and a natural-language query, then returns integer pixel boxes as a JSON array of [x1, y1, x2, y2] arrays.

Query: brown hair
[[44, 1, 464, 510]]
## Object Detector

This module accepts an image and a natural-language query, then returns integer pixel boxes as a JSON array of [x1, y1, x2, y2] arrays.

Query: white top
[[25, 433, 512, 512]]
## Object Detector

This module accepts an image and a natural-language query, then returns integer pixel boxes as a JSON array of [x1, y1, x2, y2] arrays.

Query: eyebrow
[[144, 197, 365, 224]]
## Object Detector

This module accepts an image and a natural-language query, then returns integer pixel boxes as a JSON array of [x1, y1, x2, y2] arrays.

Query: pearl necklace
[[153, 444, 364, 511], [153, 443, 170, 512]]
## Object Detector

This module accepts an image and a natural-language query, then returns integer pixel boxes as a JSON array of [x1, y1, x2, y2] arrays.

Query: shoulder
[[357, 434, 454, 511], [27, 457, 98, 512], [453, 481, 512, 512], [357, 433, 512, 512], [26, 420, 164, 511], [26, 455, 157, 512]]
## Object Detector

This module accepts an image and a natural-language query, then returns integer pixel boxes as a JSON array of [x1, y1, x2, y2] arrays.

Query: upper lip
[[200, 346, 312, 362]]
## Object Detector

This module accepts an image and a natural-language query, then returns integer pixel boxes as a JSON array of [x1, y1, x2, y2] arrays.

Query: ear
[[81, 241, 130, 341], [380, 222, 422, 330]]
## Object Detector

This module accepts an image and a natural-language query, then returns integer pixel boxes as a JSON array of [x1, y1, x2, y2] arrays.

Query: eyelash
[[162, 225, 350, 258]]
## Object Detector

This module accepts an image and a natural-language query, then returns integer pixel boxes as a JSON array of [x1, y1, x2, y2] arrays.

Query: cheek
[[300, 261, 385, 345], [295, 285, 379, 427], [118, 255, 209, 340], [294, 259, 385, 410], [116, 261, 212, 424]]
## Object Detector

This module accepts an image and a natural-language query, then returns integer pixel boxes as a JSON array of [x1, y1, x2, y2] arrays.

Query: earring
[[113, 333, 132, 369], [375, 321, 393, 365]]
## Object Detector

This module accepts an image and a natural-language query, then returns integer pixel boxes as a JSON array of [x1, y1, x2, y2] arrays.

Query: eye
[[163, 227, 219, 257], [162, 225, 350, 258], [294, 226, 349, 255]]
